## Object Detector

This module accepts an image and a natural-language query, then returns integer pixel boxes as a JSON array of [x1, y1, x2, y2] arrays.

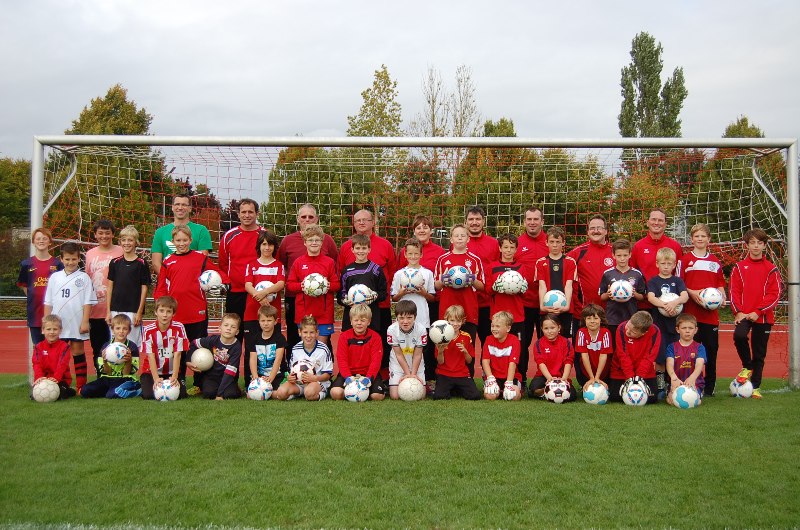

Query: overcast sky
[[1, 0, 798, 160]]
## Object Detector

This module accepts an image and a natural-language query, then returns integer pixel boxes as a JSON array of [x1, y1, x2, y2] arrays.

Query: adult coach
[[276, 204, 338, 347], [464, 206, 499, 349], [514, 206, 548, 383], [151, 194, 212, 274], [567, 214, 614, 336], [630, 208, 683, 306], [218, 199, 264, 336]]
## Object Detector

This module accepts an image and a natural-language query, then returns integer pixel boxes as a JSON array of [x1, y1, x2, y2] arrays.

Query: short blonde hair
[[492, 311, 514, 328], [119, 225, 140, 244], [443, 304, 466, 322], [690, 223, 711, 238], [110, 314, 132, 329], [349, 304, 372, 320], [171, 225, 192, 240], [41, 314, 62, 328], [656, 247, 676, 262], [302, 224, 324, 241]]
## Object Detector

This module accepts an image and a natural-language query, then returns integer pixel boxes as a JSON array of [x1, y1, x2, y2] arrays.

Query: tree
[[723, 115, 764, 139], [347, 65, 403, 137], [618, 32, 688, 139], [66, 84, 152, 136], [408, 66, 449, 138], [0, 158, 31, 230]]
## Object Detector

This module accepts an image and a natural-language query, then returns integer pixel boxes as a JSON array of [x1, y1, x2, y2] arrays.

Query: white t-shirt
[[390, 266, 436, 328], [289, 340, 334, 391], [387, 321, 428, 385], [44, 269, 98, 340]]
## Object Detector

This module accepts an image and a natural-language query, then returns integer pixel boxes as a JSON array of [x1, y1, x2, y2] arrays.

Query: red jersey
[[244, 258, 286, 322], [336, 328, 383, 379], [482, 333, 522, 381], [676, 250, 726, 325], [729, 255, 781, 325], [141, 321, 189, 377], [533, 334, 575, 378], [338, 233, 396, 309], [514, 231, 548, 308], [466, 233, 499, 308], [435, 250, 486, 324], [630, 234, 683, 309], [436, 331, 474, 378], [397, 240, 446, 272], [574, 327, 613, 379], [277, 231, 338, 279], [286, 253, 341, 325], [567, 239, 614, 317], [486, 260, 526, 322], [611, 323, 661, 380], [154, 251, 228, 325], [534, 255, 578, 306], [32, 339, 72, 385], [218, 226, 265, 292]]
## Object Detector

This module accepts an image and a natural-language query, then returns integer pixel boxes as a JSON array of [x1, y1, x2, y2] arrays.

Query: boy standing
[[140, 296, 188, 400], [85, 220, 123, 373], [32, 314, 76, 400], [18, 227, 62, 345], [187, 313, 243, 400], [599, 239, 647, 345], [486, 234, 527, 340], [433, 305, 481, 400], [676, 223, 726, 396], [106, 225, 150, 347], [609, 311, 661, 403], [80, 314, 140, 399], [391, 238, 436, 328], [386, 300, 427, 400], [730, 229, 782, 399], [247, 305, 288, 390], [330, 305, 387, 401], [274, 316, 334, 401], [535, 226, 577, 338], [44, 241, 97, 392], [666, 314, 707, 404], [339, 234, 388, 333]]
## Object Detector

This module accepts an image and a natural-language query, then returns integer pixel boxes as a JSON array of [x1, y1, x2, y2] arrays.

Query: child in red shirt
[[330, 304, 387, 401], [32, 314, 76, 400], [481, 311, 522, 401], [528, 314, 576, 400], [433, 304, 481, 400], [609, 311, 661, 403], [574, 303, 613, 391], [486, 234, 527, 339]]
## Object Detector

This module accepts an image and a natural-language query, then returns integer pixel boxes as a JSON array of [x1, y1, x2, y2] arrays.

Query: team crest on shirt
[[489, 344, 512, 358], [464, 259, 473, 268], [74, 278, 85, 288], [604, 258, 613, 267], [644, 249, 650, 254], [552, 264, 560, 272]]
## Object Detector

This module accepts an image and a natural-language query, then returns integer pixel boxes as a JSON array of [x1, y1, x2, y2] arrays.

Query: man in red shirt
[[630, 209, 683, 309], [277, 204, 338, 346], [464, 206, 499, 351], [219, 199, 265, 338], [567, 214, 614, 337]]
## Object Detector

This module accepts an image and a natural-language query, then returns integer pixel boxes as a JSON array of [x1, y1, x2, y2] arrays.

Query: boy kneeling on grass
[[433, 304, 481, 400], [32, 314, 76, 400], [330, 304, 387, 401], [609, 311, 661, 404], [187, 313, 243, 400], [80, 314, 140, 399], [665, 313, 706, 406], [481, 311, 523, 401], [273, 315, 333, 401]]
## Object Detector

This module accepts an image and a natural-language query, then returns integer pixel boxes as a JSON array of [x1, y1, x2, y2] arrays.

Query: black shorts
[[331, 374, 387, 396], [433, 374, 481, 400]]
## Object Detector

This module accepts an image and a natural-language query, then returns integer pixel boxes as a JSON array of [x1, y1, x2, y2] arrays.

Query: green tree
[[619, 32, 688, 139], [347, 65, 403, 137], [723, 115, 764, 138], [66, 84, 152, 135], [0, 158, 31, 230]]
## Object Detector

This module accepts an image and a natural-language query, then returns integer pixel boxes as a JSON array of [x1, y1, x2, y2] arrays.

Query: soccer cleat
[[187, 385, 202, 396], [735, 369, 753, 384], [426, 380, 436, 397], [751, 388, 763, 399]]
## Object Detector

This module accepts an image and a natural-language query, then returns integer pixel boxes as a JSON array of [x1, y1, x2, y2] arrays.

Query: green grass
[[1, 375, 798, 529]]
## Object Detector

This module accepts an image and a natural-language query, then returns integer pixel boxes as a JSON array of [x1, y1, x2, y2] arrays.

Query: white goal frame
[[31, 135, 799, 389]]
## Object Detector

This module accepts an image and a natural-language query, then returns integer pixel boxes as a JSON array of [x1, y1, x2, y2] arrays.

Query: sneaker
[[735, 369, 753, 384], [426, 380, 436, 397], [187, 386, 202, 396], [752, 388, 763, 399]]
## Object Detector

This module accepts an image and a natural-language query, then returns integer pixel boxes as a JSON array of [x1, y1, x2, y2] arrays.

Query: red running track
[[1, 320, 789, 379]]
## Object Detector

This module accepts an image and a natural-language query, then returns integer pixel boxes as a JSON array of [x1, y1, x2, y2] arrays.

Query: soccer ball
[[699, 287, 724, 311], [103, 342, 128, 365], [199, 270, 223, 291], [247, 378, 273, 400], [496, 270, 528, 294], [542, 290, 568, 309], [729, 379, 754, 398], [302, 273, 329, 297], [671, 385, 701, 409], [398, 378, 425, 401], [153, 380, 181, 401], [32, 379, 60, 403], [191, 347, 214, 372], [347, 284, 373, 305], [582, 382, 609, 405], [398, 267, 426, 291], [544, 378, 571, 403], [444, 265, 472, 289], [609, 280, 635, 302], [428, 320, 456, 344], [344, 377, 370, 402], [290, 361, 316, 385], [255, 280, 277, 302], [657, 292, 684, 316], [621, 380, 649, 406]]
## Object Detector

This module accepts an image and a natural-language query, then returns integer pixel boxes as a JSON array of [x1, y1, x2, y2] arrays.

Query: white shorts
[[388, 355, 426, 386], [110, 311, 143, 348]]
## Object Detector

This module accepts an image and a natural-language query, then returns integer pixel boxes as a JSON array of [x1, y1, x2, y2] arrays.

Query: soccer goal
[[30, 136, 799, 387]]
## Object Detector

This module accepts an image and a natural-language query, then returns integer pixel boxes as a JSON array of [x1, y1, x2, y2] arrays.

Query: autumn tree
[[347, 64, 403, 137]]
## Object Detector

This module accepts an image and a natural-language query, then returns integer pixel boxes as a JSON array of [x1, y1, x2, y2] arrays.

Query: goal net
[[33, 137, 797, 382]]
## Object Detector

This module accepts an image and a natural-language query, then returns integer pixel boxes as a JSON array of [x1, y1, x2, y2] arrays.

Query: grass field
[[1, 375, 798, 529]]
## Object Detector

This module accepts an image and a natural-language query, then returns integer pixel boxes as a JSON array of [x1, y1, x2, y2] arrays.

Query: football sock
[[74, 354, 88, 390]]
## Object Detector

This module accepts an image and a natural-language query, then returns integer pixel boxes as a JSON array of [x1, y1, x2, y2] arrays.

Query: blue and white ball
[[398, 268, 425, 291], [582, 382, 609, 405], [699, 288, 724, 311], [542, 290, 568, 309], [199, 270, 223, 291], [729, 379, 754, 398], [255, 280, 277, 302], [247, 378, 273, 400], [445, 266, 472, 289], [622, 380, 649, 406], [671, 385, 701, 409], [497, 270, 528, 294], [609, 280, 634, 302], [103, 342, 128, 365], [154, 380, 181, 402], [344, 377, 370, 402], [347, 284, 373, 305]]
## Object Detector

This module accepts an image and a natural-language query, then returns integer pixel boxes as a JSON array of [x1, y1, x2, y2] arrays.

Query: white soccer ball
[[622, 379, 649, 406], [103, 342, 128, 365], [671, 385, 701, 409], [199, 270, 223, 291], [191, 347, 214, 372], [398, 378, 425, 401], [398, 267, 426, 291], [344, 377, 370, 402], [154, 380, 181, 401], [347, 284, 373, 305], [290, 360, 316, 385], [729, 379, 754, 398], [444, 265, 472, 289], [542, 290, 568, 309], [497, 270, 528, 295], [657, 292, 684, 316], [247, 378, 273, 400], [428, 320, 456, 344], [544, 378, 571, 404], [699, 287, 724, 311], [302, 273, 329, 297], [582, 382, 609, 405], [502, 384, 518, 401], [255, 280, 277, 302], [32, 379, 60, 403], [609, 280, 635, 302]]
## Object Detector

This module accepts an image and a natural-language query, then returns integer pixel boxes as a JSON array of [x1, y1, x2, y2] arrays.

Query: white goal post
[[30, 135, 799, 389]]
